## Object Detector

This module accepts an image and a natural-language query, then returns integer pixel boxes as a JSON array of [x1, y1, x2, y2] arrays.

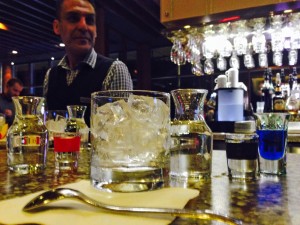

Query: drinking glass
[[90, 90, 170, 192], [225, 133, 259, 180], [254, 113, 290, 175], [7, 96, 48, 174]]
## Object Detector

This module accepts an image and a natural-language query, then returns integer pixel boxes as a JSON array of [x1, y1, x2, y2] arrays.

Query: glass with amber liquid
[[7, 96, 48, 174]]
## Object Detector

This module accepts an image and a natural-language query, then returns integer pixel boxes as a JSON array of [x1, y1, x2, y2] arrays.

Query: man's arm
[[102, 60, 133, 90]]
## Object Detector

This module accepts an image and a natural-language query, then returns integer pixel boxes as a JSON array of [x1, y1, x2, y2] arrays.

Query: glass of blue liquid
[[254, 113, 290, 175]]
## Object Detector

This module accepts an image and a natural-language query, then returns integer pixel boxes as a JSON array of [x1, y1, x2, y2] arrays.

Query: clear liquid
[[55, 152, 79, 173], [91, 166, 164, 192], [170, 120, 212, 180], [7, 116, 48, 174], [227, 159, 258, 179]]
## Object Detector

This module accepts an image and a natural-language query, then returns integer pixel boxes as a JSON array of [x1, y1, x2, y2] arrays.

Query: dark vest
[[46, 54, 114, 125]]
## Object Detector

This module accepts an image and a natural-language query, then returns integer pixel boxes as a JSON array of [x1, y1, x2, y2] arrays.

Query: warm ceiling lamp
[[0, 22, 8, 31]]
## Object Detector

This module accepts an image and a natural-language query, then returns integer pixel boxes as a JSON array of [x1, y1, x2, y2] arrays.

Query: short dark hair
[[56, 0, 96, 19], [7, 78, 23, 87]]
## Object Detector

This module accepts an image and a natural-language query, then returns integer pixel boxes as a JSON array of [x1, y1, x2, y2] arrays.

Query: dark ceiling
[[0, 0, 170, 64]]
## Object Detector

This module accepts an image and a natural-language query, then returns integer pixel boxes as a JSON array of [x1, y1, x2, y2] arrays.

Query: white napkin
[[0, 180, 199, 225]]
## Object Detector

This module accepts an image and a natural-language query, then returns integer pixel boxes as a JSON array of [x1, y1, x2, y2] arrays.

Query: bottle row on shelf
[[260, 66, 300, 120]]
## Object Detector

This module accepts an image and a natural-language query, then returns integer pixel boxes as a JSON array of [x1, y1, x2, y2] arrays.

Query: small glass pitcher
[[170, 89, 213, 183], [66, 105, 89, 149], [7, 96, 48, 174]]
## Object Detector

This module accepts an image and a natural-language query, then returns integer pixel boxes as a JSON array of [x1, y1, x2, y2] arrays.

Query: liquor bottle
[[261, 68, 273, 112], [280, 69, 289, 99], [273, 73, 286, 112], [286, 67, 300, 117]]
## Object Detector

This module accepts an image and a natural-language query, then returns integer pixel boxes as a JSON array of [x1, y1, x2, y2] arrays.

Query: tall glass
[[90, 90, 170, 192], [7, 96, 48, 174], [254, 113, 290, 175]]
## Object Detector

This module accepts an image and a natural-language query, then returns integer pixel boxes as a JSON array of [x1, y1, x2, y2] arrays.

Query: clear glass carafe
[[7, 96, 48, 174], [65, 105, 89, 149], [170, 89, 213, 183]]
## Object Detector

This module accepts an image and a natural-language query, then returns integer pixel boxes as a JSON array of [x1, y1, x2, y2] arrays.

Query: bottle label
[[12, 135, 41, 147], [273, 99, 285, 111]]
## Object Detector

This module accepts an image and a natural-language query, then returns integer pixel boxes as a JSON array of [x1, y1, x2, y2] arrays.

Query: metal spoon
[[23, 188, 242, 225]]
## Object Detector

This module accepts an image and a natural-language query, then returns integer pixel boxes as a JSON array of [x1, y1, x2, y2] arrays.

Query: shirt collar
[[57, 48, 97, 70]]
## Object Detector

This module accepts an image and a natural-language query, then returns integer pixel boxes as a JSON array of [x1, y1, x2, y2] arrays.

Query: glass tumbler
[[90, 90, 170, 192], [254, 113, 290, 175]]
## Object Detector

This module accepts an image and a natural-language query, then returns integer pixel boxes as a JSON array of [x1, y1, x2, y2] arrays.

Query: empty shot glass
[[254, 113, 290, 175], [53, 132, 81, 173], [225, 133, 259, 180]]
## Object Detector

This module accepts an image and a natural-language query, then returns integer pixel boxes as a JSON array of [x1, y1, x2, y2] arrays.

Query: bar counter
[[0, 147, 299, 225]]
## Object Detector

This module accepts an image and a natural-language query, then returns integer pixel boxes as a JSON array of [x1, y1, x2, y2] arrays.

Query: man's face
[[7, 83, 23, 97], [53, 0, 97, 57]]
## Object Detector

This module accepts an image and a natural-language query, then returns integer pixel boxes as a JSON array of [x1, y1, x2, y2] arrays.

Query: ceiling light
[[11, 62, 14, 65], [284, 9, 293, 14], [59, 43, 65, 47], [0, 22, 8, 30], [51, 57, 55, 60], [12, 50, 18, 54]]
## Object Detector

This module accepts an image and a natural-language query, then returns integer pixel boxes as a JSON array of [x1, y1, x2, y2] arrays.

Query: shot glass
[[225, 133, 259, 180], [53, 132, 81, 173], [90, 90, 170, 192], [254, 113, 290, 175]]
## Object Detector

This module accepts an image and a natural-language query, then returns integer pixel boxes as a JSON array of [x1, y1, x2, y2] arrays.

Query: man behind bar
[[43, 0, 133, 124]]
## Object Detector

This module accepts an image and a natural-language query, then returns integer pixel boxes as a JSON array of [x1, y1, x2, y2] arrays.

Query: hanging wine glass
[[244, 44, 255, 69], [204, 58, 214, 75], [290, 12, 300, 50], [169, 30, 186, 66], [251, 18, 267, 54], [229, 50, 240, 69], [288, 49, 298, 65], [217, 56, 227, 71], [273, 51, 283, 66], [202, 25, 216, 59], [271, 15, 285, 52], [190, 32, 203, 65], [232, 20, 249, 56], [258, 53, 268, 68], [215, 23, 233, 58], [202, 25, 216, 75], [185, 34, 193, 63], [191, 61, 204, 76]]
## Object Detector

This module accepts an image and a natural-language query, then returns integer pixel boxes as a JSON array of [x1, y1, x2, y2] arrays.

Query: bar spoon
[[23, 188, 242, 224]]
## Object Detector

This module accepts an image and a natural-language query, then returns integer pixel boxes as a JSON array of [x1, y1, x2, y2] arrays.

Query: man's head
[[53, 0, 97, 58], [6, 78, 23, 98]]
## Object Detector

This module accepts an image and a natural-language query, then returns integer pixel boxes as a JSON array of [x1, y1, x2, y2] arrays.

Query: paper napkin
[[0, 180, 199, 225]]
